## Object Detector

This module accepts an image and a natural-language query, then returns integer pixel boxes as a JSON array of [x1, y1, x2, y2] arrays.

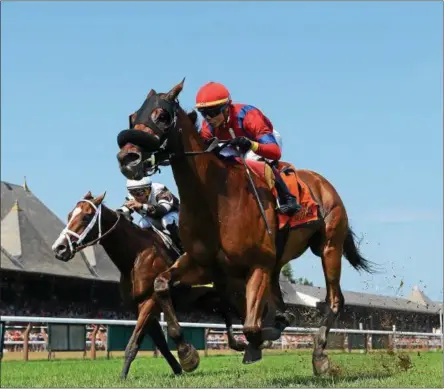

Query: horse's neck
[[98, 206, 146, 274], [169, 112, 223, 205]]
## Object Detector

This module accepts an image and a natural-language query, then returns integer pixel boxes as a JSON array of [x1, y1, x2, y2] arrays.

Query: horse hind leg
[[198, 284, 248, 352], [154, 253, 205, 373], [312, 231, 345, 376], [217, 303, 248, 352], [225, 316, 248, 352]]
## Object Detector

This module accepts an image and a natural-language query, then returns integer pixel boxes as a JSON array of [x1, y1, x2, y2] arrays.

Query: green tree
[[281, 263, 294, 282], [294, 277, 313, 286], [281, 264, 314, 286]]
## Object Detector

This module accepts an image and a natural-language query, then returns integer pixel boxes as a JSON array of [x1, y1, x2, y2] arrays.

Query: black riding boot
[[272, 167, 301, 215], [166, 223, 184, 253]]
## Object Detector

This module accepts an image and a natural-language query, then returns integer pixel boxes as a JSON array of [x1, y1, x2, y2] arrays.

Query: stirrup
[[276, 196, 301, 215]]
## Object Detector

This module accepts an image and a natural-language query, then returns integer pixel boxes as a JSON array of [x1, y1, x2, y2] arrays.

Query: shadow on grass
[[267, 371, 395, 388]]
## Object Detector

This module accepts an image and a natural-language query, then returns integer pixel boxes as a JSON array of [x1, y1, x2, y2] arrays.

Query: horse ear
[[187, 110, 198, 126], [166, 77, 185, 101], [94, 192, 106, 205], [128, 112, 137, 128], [147, 89, 156, 99], [83, 191, 93, 199]]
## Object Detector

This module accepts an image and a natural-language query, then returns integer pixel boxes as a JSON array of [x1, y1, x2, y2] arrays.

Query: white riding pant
[[139, 211, 179, 231]]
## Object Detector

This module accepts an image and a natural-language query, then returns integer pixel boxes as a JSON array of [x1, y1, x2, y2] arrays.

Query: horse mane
[[97, 201, 172, 256], [185, 109, 200, 133]]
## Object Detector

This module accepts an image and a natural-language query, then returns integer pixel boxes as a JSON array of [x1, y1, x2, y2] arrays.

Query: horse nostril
[[56, 244, 67, 254]]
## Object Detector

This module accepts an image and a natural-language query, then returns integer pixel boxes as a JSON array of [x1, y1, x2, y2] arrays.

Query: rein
[[123, 92, 273, 239], [144, 138, 231, 176], [57, 200, 121, 253]]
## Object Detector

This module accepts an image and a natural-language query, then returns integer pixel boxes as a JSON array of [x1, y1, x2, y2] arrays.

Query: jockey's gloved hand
[[116, 207, 133, 222], [125, 199, 143, 211], [229, 136, 255, 153]]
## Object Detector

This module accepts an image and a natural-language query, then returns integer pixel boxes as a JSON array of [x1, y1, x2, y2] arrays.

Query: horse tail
[[343, 227, 377, 273]]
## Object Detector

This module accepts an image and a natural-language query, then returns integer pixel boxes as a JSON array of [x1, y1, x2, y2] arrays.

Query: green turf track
[[1, 351, 442, 388]]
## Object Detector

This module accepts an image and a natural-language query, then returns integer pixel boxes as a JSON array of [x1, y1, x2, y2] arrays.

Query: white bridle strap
[[56, 200, 102, 253]]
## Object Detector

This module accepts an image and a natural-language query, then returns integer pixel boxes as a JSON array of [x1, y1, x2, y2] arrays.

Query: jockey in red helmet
[[195, 81, 300, 215]]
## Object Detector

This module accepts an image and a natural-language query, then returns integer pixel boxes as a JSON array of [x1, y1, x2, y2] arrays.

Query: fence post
[[341, 333, 347, 352], [358, 323, 367, 354], [204, 329, 209, 357], [106, 325, 110, 360], [347, 333, 352, 353], [392, 325, 397, 353], [90, 324, 99, 360], [23, 323, 32, 361], [440, 309, 444, 351]]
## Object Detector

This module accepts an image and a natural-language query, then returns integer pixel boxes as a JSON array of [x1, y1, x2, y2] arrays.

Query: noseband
[[56, 199, 121, 255]]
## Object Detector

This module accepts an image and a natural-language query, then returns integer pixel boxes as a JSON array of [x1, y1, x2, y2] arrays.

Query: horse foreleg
[[121, 298, 159, 379], [154, 253, 200, 373], [146, 318, 182, 375], [242, 266, 271, 364], [312, 241, 345, 376]]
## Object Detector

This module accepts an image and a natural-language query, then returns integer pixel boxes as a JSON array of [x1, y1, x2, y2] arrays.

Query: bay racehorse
[[51, 191, 249, 378], [115, 79, 375, 375]]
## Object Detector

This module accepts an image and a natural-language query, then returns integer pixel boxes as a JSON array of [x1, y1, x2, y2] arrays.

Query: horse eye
[[152, 109, 171, 124]]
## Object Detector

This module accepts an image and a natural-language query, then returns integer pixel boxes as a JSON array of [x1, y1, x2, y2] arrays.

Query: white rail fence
[[1, 315, 443, 358]]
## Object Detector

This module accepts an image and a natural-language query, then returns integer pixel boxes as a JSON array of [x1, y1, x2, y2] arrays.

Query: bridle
[[135, 95, 231, 175], [56, 199, 121, 255], [117, 92, 232, 178]]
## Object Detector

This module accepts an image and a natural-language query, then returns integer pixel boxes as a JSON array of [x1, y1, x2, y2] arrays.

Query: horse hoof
[[312, 355, 330, 376], [282, 311, 296, 326], [229, 340, 248, 352], [178, 343, 200, 373], [261, 326, 282, 342], [242, 343, 263, 365], [260, 340, 273, 349], [154, 277, 169, 294]]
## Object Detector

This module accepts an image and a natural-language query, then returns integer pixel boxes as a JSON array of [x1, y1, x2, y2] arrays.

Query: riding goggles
[[197, 103, 229, 119], [129, 188, 149, 197]]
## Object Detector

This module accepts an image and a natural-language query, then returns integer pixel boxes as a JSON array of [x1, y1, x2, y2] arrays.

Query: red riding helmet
[[195, 82, 232, 108]]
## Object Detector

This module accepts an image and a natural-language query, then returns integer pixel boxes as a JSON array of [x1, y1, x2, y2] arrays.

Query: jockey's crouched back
[[116, 176, 182, 251]]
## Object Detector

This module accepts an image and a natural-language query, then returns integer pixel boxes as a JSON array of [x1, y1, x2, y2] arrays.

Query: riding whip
[[228, 129, 272, 237]]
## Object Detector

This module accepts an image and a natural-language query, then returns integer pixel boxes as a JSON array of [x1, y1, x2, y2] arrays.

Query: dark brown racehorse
[[51, 191, 248, 379], [115, 79, 375, 375]]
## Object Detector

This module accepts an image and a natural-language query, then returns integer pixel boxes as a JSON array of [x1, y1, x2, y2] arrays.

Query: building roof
[[1, 180, 119, 282], [407, 285, 436, 307], [280, 274, 442, 315]]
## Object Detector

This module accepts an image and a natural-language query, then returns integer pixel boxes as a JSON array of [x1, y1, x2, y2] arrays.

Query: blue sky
[[2, 1, 442, 301]]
